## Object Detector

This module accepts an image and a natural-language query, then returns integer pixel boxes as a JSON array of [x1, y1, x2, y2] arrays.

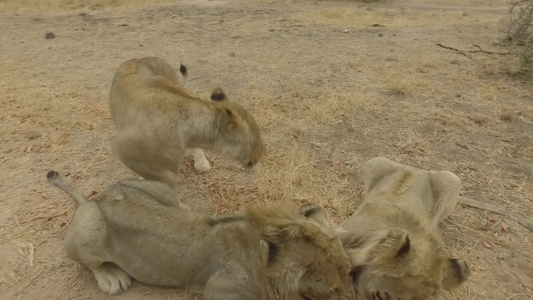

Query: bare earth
[[1, 0, 532, 299]]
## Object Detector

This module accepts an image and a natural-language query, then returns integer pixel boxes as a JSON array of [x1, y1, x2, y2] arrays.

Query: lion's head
[[342, 223, 470, 300], [246, 203, 356, 300], [210, 87, 264, 170], [340, 157, 470, 300]]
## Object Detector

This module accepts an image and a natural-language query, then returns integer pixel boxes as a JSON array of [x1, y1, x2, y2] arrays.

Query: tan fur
[[340, 157, 470, 300], [47, 171, 354, 300], [109, 57, 264, 186]]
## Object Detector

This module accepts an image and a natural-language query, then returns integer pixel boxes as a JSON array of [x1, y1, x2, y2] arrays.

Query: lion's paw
[[93, 263, 132, 295], [194, 158, 211, 173]]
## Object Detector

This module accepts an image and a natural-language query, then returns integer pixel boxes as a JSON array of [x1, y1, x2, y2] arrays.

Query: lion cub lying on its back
[[340, 157, 470, 300], [47, 171, 355, 300], [109, 57, 264, 186]]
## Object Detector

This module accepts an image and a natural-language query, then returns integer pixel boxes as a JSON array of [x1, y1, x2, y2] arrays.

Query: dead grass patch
[[297, 6, 498, 28], [0, 0, 172, 11]]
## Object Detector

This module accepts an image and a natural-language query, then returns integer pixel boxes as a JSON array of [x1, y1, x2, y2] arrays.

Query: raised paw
[[92, 263, 132, 295]]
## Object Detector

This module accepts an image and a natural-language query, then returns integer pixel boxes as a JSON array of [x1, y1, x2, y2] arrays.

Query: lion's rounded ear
[[442, 258, 470, 290], [396, 235, 410, 257], [259, 239, 279, 267], [299, 203, 322, 218], [299, 203, 343, 234], [210, 87, 228, 101]]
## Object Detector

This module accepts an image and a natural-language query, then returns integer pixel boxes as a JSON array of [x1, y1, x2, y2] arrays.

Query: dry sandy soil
[[1, 0, 532, 299]]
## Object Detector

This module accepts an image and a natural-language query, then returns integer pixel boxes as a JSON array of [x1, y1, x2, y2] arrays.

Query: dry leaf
[[501, 222, 509, 232], [293, 194, 309, 201], [482, 240, 492, 249]]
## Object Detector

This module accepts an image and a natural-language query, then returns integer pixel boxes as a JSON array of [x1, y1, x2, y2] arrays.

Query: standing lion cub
[[109, 57, 264, 186]]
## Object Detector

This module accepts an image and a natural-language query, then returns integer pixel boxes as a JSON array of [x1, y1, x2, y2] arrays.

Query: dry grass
[[297, 5, 500, 28], [0, 0, 532, 299], [0, 0, 172, 11]]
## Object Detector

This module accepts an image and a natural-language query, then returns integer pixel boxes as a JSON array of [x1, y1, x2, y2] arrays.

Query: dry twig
[[436, 43, 512, 57], [459, 196, 533, 232]]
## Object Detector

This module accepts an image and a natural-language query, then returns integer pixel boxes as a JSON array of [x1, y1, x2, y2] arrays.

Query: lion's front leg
[[189, 147, 211, 173]]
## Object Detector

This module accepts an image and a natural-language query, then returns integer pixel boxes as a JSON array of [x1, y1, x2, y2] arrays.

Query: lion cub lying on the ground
[[340, 157, 470, 300], [109, 57, 264, 186], [47, 171, 354, 300]]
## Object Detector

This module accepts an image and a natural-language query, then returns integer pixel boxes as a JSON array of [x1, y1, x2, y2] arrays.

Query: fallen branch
[[188, 76, 203, 82], [436, 43, 512, 58], [436, 43, 471, 58], [471, 44, 513, 55], [459, 196, 533, 232]]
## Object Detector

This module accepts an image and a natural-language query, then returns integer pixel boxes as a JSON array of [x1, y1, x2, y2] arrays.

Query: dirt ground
[[1, 0, 532, 299]]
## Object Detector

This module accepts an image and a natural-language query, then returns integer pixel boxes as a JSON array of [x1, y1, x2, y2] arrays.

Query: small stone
[[378, 33, 384, 37], [229, 52, 236, 57], [44, 31, 55, 39], [343, 29, 349, 33]]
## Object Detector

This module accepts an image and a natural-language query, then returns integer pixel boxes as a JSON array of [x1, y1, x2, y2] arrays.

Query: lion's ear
[[362, 228, 410, 266], [349, 266, 364, 286], [214, 104, 239, 130], [299, 203, 345, 235], [210, 87, 228, 101], [299, 203, 330, 226], [442, 258, 470, 290], [259, 239, 279, 267]]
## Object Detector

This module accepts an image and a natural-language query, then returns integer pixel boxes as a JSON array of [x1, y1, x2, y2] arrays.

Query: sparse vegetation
[[504, 0, 533, 73], [505, 0, 533, 43], [523, 35, 533, 72]]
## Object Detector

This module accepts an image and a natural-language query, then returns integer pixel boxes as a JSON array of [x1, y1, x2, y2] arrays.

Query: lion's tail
[[46, 170, 86, 205]]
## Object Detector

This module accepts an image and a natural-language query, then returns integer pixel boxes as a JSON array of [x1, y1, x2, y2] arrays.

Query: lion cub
[[340, 157, 470, 300], [47, 171, 355, 300], [109, 57, 264, 186]]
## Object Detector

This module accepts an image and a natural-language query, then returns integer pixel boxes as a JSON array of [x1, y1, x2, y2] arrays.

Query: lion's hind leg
[[65, 202, 132, 295], [92, 262, 132, 295]]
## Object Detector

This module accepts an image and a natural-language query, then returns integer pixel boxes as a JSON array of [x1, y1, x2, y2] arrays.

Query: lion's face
[[210, 88, 264, 169], [295, 238, 354, 300], [354, 269, 441, 300], [344, 228, 470, 300], [250, 204, 355, 300]]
